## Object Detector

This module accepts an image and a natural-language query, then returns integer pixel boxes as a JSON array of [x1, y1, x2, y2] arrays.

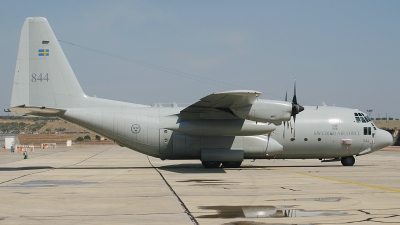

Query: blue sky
[[1, 0, 399, 118]]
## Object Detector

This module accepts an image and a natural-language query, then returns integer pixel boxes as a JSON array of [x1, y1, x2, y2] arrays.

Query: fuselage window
[[304, 138, 308, 141], [318, 138, 321, 141], [364, 127, 372, 135]]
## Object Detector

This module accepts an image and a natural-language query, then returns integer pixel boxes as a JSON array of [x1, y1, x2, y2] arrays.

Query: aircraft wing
[[180, 90, 261, 120]]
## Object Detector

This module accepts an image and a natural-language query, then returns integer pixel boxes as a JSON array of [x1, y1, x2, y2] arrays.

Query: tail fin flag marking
[[38, 49, 49, 56]]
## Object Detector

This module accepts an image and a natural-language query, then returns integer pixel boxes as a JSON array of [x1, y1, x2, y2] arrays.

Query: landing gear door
[[159, 129, 173, 154]]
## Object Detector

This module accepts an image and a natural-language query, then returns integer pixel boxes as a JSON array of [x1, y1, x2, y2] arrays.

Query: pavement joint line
[[70, 147, 114, 166], [0, 147, 111, 185], [266, 168, 400, 193], [0, 168, 53, 185], [0, 149, 75, 185], [147, 156, 199, 225]]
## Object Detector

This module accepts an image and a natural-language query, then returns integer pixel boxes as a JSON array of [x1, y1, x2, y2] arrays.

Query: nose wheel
[[341, 156, 355, 166]]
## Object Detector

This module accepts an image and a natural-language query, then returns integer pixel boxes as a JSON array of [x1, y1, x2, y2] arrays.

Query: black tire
[[341, 156, 355, 166], [201, 161, 221, 168], [222, 161, 242, 168]]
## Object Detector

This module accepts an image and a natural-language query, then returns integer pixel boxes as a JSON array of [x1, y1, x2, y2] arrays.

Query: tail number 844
[[31, 73, 49, 82]]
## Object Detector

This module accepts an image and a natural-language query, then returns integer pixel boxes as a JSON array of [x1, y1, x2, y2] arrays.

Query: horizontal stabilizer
[[8, 105, 65, 116]]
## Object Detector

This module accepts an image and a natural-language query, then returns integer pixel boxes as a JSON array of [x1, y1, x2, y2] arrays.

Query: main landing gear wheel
[[202, 161, 221, 168], [341, 156, 355, 166], [222, 161, 242, 168]]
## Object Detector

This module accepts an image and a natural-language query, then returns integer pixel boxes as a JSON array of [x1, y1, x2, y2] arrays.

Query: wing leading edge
[[180, 90, 295, 125], [180, 90, 261, 121]]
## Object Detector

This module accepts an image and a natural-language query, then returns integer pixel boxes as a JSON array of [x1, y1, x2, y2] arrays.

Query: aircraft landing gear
[[222, 161, 242, 168], [341, 156, 355, 166], [202, 161, 221, 168], [201, 161, 242, 168]]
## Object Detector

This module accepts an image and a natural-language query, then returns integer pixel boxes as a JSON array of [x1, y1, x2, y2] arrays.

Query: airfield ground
[[0, 145, 399, 225]]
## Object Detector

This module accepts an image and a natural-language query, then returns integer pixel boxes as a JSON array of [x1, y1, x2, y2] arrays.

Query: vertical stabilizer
[[10, 17, 85, 109]]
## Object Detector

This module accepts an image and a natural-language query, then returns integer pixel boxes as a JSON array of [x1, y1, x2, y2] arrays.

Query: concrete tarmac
[[0, 146, 399, 225]]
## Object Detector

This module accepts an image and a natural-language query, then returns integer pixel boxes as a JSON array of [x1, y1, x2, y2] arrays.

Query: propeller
[[283, 89, 288, 138], [291, 81, 304, 137], [291, 81, 304, 123], [283, 81, 304, 138]]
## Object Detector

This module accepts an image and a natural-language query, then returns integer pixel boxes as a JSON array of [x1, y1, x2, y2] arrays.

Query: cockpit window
[[354, 113, 370, 123]]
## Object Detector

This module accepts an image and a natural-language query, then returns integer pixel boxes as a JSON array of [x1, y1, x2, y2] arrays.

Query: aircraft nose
[[373, 129, 393, 150]]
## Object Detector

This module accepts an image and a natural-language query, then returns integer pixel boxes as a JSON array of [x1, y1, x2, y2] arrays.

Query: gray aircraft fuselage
[[60, 103, 391, 162]]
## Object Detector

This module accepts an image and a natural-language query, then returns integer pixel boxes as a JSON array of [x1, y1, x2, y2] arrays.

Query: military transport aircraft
[[6, 17, 393, 168]]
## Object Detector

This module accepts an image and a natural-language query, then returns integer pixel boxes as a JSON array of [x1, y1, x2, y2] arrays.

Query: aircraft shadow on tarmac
[[0, 164, 369, 173], [240, 164, 370, 168], [159, 164, 227, 174]]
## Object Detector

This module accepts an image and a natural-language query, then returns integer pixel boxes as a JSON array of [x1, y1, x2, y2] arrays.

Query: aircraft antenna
[[59, 40, 245, 90]]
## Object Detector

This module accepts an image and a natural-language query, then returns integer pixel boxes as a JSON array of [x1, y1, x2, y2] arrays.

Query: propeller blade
[[293, 116, 296, 138], [290, 121, 293, 134], [283, 89, 288, 139], [292, 81, 297, 105], [283, 121, 286, 138], [285, 89, 288, 102], [293, 116, 296, 139]]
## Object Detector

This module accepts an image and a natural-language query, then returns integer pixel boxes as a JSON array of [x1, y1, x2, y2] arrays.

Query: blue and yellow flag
[[38, 49, 49, 56]]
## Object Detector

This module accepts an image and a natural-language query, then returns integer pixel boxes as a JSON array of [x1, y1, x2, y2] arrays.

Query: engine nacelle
[[231, 99, 292, 125], [243, 135, 283, 158], [166, 134, 283, 159], [165, 119, 276, 136]]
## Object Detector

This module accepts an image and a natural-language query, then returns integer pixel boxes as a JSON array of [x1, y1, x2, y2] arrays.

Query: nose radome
[[374, 129, 393, 150]]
